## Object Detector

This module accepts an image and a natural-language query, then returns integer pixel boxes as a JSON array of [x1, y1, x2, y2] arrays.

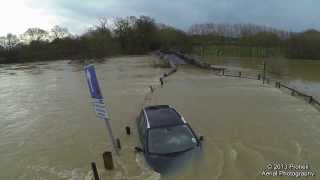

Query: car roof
[[143, 105, 186, 129]]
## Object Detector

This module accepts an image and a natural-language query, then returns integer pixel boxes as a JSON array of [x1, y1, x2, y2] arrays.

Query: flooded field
[[0, 56, 320, 179], [201, 56, 320, 100]]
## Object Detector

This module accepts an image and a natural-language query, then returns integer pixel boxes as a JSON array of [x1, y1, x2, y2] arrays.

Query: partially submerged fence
[[220, 68, 262, 80], [222, 64, 320, 110], [159, 50, 263, 80], [275, 82, 320, 108], [223, 63, 320, 110], [156, 50, 320, 111], [141, 51, 179, 108]]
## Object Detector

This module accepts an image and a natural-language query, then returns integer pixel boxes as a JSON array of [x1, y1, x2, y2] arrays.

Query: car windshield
[[148, 125, 198, 154]]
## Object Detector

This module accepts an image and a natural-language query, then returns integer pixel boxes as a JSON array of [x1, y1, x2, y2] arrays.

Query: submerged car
[[135, 105, 203, 174]]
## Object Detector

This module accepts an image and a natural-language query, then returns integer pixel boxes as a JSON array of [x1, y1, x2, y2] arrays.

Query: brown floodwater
[[0, 56, 319, 180]]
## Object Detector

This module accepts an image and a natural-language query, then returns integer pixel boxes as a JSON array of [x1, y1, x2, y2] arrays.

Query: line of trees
[[188, 23, 320, 59], [287, 29, 320, 59], [0, 16, 190, 64], [1, 16, 320, 64]]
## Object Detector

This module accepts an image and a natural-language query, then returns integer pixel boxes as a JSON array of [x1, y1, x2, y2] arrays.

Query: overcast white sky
[[0, 0, 319, 36]]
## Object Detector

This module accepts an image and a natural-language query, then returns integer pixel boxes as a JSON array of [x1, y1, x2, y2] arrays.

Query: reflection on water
[[0, 56, 320, 179]]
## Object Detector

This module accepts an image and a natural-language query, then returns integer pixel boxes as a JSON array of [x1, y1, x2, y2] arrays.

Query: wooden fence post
[[309, 97, 313, 104], [125, 126, 131, 135], [116, 138, 121, 150], [103, 151, 114, 170], [91, 162, 100, 180], [263, 61, 266, 84]]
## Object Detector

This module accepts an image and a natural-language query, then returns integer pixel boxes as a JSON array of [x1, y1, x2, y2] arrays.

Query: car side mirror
[[134, 146, 144, 153], [199, 136, 204, 141]]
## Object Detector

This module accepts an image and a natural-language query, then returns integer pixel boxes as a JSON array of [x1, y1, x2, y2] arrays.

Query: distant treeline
[[1, 16, 320, 64], [0, 16, 190, 64], [189, 23, 320, 59]]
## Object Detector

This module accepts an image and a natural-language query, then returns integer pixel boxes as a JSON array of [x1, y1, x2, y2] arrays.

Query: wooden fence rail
[[218, 67, 320, 110], [314, 98, 320, 106], [276, 82, 320, 107], [277, 82, 311, 98], [221, 69, 261, 81]]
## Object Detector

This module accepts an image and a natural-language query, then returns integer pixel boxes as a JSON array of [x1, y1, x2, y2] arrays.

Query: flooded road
[[0, 56, 320, 179]]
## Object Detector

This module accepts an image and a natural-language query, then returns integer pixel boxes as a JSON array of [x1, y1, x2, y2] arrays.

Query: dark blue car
[[135, 105, 203, 174]]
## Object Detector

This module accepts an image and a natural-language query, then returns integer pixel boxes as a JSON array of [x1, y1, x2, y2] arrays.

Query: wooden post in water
[[149, 86, 154, 93], [309, 96, 313, 104], [125, 126, 131, 135], [258, 74, 261, 80], [116, 138, 121, 150], [222, 69, 225, 76], [263, 61, 266, 84], [91, 162, 100, 180], [160, 77, 164, 87], [103, 151, 114, 170], [238, 72, 242, 77]]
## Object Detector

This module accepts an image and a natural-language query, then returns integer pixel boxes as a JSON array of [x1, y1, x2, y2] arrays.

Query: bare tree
[[0, 36, 5, 48], [24, 28, 49, 42], [6, 33, 19, 48], [95, 17, 113, 33], [51, 25, 69, 40], [0, 34, 20, 49]]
